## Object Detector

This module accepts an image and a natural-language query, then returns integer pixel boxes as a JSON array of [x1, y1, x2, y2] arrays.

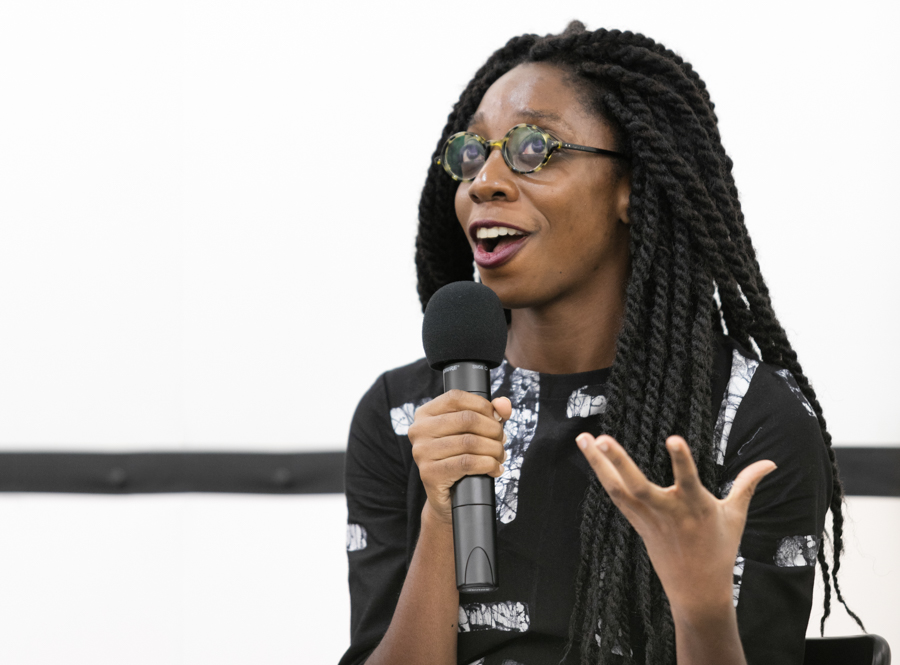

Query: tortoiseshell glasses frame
[[436, 123, 624, 182]]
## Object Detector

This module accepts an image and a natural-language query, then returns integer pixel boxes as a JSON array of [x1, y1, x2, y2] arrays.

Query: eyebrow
[[467, 108, 572, 133]]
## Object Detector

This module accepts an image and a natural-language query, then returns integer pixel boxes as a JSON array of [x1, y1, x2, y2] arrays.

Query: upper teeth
[[476, 226, 524, 239]]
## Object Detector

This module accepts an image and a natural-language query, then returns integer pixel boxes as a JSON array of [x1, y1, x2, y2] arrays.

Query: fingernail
[[576, 434, 589, 450], [503, 432, 508, 445], [597, 437, 609, 452], [493, 410, 502, 421]]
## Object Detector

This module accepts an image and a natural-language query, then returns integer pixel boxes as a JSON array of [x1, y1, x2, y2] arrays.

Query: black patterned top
[[339, 337, 830, 665]]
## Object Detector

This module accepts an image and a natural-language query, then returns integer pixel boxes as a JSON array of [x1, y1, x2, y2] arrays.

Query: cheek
[[454, 185, 471, 229]]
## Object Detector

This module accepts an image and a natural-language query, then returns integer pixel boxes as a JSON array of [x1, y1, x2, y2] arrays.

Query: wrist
[[422, 500, 454, 530], [671, 600, 745, 665], [671, 595, 737, 635], [667, 578, 735, 625]]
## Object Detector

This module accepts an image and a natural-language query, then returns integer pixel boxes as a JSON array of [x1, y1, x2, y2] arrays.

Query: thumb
[[723, 460, 777, 514], [491, 396, 512, 422]]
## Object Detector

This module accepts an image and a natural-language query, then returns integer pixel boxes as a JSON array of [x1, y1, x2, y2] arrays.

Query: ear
[[616, 171, 631, 225]]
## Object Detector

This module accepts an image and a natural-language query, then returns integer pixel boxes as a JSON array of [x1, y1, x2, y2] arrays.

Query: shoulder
[[348, 357, 442, 452], [720, 339, 818, 423], [380, 357, 443, 406], [346, 358, 442, 492], [712, 338, 827, 471], [734, 352, 824, 458], [714, 340, 831, 503], [352, 357, 443, 436]]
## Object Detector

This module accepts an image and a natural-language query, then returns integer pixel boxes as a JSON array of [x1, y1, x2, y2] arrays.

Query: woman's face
[[455, 62, 631, 313]]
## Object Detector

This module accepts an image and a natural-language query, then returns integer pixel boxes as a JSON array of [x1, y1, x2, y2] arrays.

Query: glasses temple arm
[[559, 142, 623, 157]]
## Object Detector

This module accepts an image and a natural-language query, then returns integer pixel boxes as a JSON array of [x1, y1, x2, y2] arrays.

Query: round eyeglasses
[[436, 123, 624, 182]]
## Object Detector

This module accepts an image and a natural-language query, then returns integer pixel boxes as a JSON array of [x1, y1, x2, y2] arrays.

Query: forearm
[[673, 601, 746, 665], [365, 503, 460, 665]]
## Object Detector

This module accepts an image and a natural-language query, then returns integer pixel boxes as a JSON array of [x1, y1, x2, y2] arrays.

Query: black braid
[[413, 21, 861, 663]]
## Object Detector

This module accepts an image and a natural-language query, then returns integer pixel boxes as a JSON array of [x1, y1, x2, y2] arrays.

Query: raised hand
[[577, 432, 776, 664]]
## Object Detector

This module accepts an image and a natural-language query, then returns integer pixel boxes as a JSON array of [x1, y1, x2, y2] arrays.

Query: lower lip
[[473, 236, 529, 268]]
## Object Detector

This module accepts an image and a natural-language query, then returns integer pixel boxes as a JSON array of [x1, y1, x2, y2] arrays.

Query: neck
[[504, 283, 626, 375]]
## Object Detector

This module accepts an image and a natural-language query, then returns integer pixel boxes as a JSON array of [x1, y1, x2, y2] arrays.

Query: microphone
[[422, 281, 508, 593]]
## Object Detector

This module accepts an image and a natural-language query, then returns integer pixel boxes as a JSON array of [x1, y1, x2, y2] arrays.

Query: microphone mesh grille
[[422, 281, 508, 370]]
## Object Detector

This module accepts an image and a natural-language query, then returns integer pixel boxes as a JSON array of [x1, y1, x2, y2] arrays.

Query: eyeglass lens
[[447, 135, 488, 181], [505, 127, 547, 172], [444, 126, 550, 180]]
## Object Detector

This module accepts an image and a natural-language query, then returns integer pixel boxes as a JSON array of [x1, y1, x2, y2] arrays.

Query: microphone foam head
[[422, 281, 508, 370]]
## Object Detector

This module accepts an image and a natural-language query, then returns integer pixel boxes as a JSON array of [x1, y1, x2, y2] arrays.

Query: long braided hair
[[414, 22, 861, 664]]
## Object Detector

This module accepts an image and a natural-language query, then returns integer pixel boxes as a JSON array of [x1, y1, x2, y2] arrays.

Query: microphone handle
[[443, 361, 499, 593]]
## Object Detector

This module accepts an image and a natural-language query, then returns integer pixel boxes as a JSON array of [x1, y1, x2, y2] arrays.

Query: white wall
[[0, 0, 897, 662], [0, 494, 351, 665]]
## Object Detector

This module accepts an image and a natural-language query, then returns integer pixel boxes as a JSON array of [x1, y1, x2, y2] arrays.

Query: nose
[[467, 149, 519, 204]]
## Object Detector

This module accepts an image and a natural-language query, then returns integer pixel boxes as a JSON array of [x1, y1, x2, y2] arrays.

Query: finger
[[430, 433, 506, 463], [491, 396, 512, 422], [576, 434, 644, 523], [415, 390, 497, 420], [593, 434, 657, 501], [425, 409, 506, 441], [666, 436, 703, 498], [577, 433, 627, 499], [435, 452, 505, 482], [723, 460, 777, 514]]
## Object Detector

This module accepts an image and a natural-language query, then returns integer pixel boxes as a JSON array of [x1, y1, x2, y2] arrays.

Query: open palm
[[576, 433, 776, 619]]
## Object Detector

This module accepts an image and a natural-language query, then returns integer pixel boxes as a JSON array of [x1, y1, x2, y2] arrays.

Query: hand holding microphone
[[408, 281, 509, 592]]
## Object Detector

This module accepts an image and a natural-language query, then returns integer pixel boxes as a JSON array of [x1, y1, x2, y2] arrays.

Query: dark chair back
[[804, 635, 891, 665]]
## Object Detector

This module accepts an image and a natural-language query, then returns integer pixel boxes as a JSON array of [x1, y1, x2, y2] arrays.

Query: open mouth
[[470, 224, 530, 268], [475, 225, 527, 254]]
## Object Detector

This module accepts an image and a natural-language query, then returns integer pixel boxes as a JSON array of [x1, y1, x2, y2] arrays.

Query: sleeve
[[338, 374, 413, 665], [719, 364, 832, 665]]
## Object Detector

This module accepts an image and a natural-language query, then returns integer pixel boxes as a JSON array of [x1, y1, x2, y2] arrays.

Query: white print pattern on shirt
[[718, 480, 735, 499], [491, 361, 540, 524], [774, 369, 816, 417], [458, 600, 530, 633], [713, 349, 760, 465], [566, 385, 608, 418], [390, 398, 432, 435], [733, 547, 745, 607], [775, 535, 819, 567], [346, 523, 367, 552], [490, 365, 505, 400]]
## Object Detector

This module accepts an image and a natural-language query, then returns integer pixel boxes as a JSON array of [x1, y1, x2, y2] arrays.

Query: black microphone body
[[422, 281, 508, 594], [443, 361, 498, 593]]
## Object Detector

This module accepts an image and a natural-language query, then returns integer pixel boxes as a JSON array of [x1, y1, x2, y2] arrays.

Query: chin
[[476, 275, 540, 311]]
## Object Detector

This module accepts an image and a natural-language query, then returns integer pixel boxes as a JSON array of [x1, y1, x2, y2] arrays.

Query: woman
[[340, 22, 860, 665]]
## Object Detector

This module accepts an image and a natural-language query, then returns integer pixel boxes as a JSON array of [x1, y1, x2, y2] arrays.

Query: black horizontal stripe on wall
[[0, 451, 346, 494], [0, 447, 896, 496], [832, 447, 899, 498]]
